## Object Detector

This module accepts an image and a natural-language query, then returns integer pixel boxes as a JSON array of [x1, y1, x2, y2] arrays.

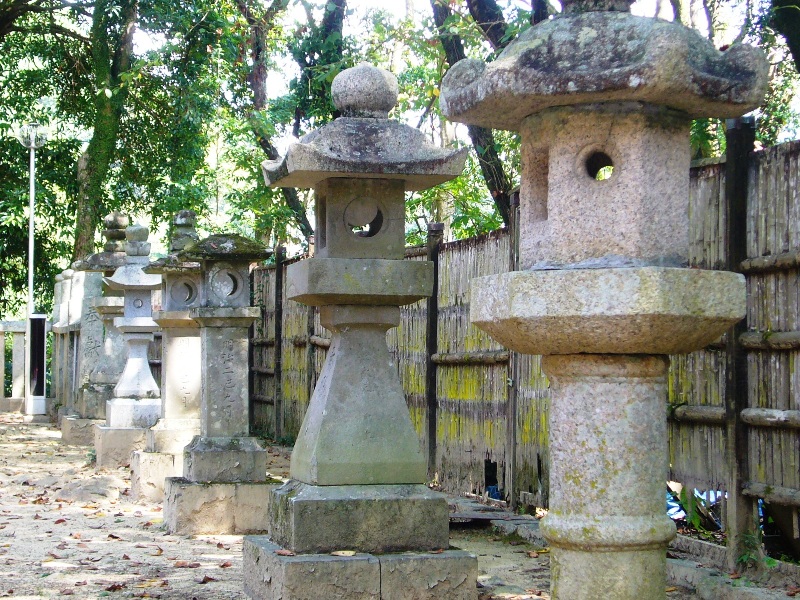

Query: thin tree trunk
[[430, 0, 512, 226]]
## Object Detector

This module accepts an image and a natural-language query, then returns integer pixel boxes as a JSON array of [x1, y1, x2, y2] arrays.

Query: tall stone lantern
[[163, 233, 274, 535], [440, 2, 768, 599], [243, 64, 476, 600], [131, 210, 202, 501], [94, 224, 162, 469]]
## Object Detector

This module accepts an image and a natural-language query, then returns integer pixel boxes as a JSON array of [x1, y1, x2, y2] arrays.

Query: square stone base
[[243, 537, 477, 600], [94, 425, 146, 469], [0, 398, 23, 413], [184, 436, 268, 483], [61, 417, 104, 446], [130, 451, 182, 502], [163, 477, 278, 535], [270, 481, 449, 554]]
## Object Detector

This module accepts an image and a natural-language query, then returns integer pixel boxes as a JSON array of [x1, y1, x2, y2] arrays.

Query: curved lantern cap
[[264, 63, 468, 191], [178, 233, 273, 265], [440, 0, 769, 131]]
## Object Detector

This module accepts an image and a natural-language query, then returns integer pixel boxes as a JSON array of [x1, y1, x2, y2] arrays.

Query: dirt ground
[[0, 415, 695, 599]]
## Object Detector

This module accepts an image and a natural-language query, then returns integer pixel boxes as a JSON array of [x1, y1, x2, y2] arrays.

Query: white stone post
[[132, 210, 202, 501]]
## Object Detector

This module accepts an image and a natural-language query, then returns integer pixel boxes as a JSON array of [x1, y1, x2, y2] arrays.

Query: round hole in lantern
[[585, 151, 614, 181], [344, 198, 383, 238]]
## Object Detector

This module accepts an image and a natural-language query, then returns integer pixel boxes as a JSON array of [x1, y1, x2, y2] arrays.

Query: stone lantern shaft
[[441, 2, 767, 599]]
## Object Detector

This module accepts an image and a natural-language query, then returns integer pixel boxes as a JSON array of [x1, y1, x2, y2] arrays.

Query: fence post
[[425, 223, 444, 479], [506, 190, 521, 509], [273, 246, 285, 439], [724, 116, 757, 572]]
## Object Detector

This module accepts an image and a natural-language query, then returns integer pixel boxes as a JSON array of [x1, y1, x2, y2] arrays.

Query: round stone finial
[[332, 63, 399, 118], [104, 211, 129, 230], [562, 0, 634, 12], [126, 224, 149, 242]]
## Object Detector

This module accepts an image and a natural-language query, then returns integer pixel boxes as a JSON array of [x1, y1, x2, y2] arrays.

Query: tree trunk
[[72, 0, 137, 260], [772, 0, 800, 73], [430, 0, 512, 226]]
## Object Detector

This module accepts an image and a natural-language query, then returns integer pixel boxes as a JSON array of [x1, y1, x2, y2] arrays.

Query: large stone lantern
[[163, 232, 275, 535], [440, 2, 767, 599], [243, 64, 476, 600]]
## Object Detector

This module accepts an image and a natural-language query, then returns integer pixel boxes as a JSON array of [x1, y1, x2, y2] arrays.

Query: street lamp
[[17, 122, 48, 416]]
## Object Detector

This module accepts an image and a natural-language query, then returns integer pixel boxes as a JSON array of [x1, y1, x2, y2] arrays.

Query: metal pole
[[28, 146, 35, 314]]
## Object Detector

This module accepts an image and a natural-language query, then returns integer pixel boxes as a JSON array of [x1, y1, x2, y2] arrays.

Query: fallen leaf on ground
[[275, 549, 295, 556], [58, 589, 74, 595], [174, 561, 201, 568], [107, 534, 121, 540], [527, 551, 539, 558], [105, 583, 125, 591], [665, 587, 678, 593], [219, 561, 232, 568], [196, 575, 217, 584], [151, 547, 163, 556], [330, 551, 355, 557]]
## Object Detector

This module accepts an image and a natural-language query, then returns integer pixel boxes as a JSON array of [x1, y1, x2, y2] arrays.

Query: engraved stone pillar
[[163, 233, 276, 534], [132, 210, 202, 501], [62, 212, 128, 445], [10, 324, 26, 403], [94, 224, 161, 468], [243, 64, 476, 600], [53, 269, 74, 415], [440, 2, 768, 597]]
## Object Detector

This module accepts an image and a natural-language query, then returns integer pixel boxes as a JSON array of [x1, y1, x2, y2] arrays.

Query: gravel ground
[[0, 414, 698, 599]]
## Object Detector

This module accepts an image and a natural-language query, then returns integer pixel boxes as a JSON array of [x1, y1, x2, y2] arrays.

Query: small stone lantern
[[440, 2, 767, 599], [163, 233, 275, 535], [243, 64, 476, 600], [95, 224, 162, 469], [131, 210, 202, 501]]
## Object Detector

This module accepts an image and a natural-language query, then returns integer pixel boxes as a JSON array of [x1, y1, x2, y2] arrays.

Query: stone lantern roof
[[105, 225, 161, 291], [145, 210, 201, 275], [178, 233, 272, 264], [263, 63, 468, 191], [440, 0, 768, 130]]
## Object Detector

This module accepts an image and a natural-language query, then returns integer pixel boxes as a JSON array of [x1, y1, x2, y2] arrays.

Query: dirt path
[[0, 415, 694, 599]]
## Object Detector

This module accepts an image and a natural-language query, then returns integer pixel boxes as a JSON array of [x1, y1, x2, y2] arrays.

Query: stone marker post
[[94, 225, 162, 468], [163, 233, 275, 534], [63, 212, 129, 445], [61, 215, 128, 444], [52, 269, 74, 415], [132, 211, 202, 501], [439, 2, 768, 598], [243, 64, 476, 600]]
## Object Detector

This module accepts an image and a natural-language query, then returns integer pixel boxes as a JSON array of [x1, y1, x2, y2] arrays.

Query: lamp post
[[18, 122, 48, 416]]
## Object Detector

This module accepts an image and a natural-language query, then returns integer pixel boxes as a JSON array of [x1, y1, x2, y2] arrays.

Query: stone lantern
[[131, 210, 202, 501], [94, 224, 162, 468], [440, 2, 767, 599], [243, 64, 476, 600], [62, 212, 128, 445], [163, 233, 274, 535]]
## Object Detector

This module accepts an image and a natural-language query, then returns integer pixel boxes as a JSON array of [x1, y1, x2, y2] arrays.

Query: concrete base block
[[146, 418, 199, 454], [270, 480, 449, 554], [94, 425, 146, 468], [163, 477, 277, 535], [243, 537, 477, 600], [184, 436, 268, 483], [130, 451, 181, 502], [0, 398, 24, 413], [61, 417, 104, 446], [22, 414, 51, 424]]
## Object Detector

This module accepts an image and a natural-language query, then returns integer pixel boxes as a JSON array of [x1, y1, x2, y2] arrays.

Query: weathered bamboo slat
[[740, 330, 800, 351], [741, 408, 800, 429], [671, 405, 727, 424], [252, 394, 275, 405], [252, 337, 276, 347], [742, 483, 800, 507], [432, 350, 510, 365], [252, 366, 275, 376], [740, 249, 800, 274]]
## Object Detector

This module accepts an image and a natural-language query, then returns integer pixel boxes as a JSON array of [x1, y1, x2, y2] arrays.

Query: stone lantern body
[[61, 212, 128, 445], [94, 224, 162, 469], [131, 210, 202, 501], [163, 233, 276, 535], [243, 64, 476, 600], [440, 2, 768, 599]]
